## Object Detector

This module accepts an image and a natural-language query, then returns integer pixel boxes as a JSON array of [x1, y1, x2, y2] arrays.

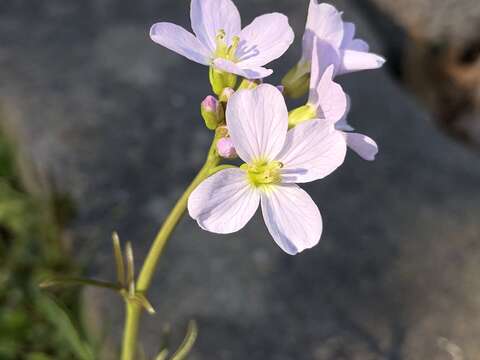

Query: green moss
[[0, 129, 96, 359]]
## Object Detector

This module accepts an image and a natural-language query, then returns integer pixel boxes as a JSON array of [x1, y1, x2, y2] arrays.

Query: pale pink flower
[[188, 85, 346, 255], [307, 41, 348, 124], [309, 42, 378, 160], [301, 1, 385, 76], [150, 0, 294, 79]]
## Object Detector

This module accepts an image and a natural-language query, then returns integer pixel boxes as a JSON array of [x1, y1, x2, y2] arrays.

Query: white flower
[[302, 1, 385, 76], [307, 41, 348, 124], [188, 85, 347, 255], [149, 0, 295, 79], [309, 40, 379, 160]]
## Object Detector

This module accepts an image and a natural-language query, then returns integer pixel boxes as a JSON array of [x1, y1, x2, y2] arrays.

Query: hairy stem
[[120, 136, 221, 360]]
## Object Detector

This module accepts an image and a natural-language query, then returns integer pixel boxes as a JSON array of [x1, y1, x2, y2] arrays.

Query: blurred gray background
[[1, 0, 480, 359]]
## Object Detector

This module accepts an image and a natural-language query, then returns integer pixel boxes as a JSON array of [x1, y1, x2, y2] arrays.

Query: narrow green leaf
[[39, 276, 121, 291], [38, 296, 95, 360], [170, 320, 198, 360], [155, 349, 169, 360], [129, 294, 156, 315], [125, 241, 135, 297], [112, 231, 126, 287]]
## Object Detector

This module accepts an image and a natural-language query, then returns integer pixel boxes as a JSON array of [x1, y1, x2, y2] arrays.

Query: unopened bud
[[201, 96, 224, 130], [219, 87, 235, 102], [281, 63, 310, 99], [217, 137, 237, 159], [288, 104, 317, 128], [209, 66, 237, 96]]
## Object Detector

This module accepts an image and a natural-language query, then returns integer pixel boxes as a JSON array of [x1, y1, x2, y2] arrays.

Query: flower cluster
[[150, 0, 385, 254]]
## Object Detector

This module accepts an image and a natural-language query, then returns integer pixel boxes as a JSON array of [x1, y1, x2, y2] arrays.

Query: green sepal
[[288, 104, 317, 128], [237, 78, 260, 91], [201, 102, 224, 130], [282, 62, 311, 99], [209, 66, 237, 96]]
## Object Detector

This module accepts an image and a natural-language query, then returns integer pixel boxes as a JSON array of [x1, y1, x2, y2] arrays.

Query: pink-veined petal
[[302, 1, 344, 62], [213, 58, 273, 79], [338, 49, 385, 75], [226, 84, 288, 163], [150, 22, 210, 65], [346, 132, 379, 161], [190, 0, 241, 52], [261, 184, 322, 255], [235, 13, 294, 68], [188, 168, 260, 234], [277, 119, 347, 183], [309, 61, 348, 124]]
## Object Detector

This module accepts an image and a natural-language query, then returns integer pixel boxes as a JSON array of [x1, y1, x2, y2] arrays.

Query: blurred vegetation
[[0, 128, 98, 359]]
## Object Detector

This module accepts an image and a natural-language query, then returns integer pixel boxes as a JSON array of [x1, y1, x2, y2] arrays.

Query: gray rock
[[1, 0, 480, 359]]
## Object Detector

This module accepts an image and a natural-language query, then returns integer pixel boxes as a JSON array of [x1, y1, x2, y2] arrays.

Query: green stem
[[120, 136, 221, 360]]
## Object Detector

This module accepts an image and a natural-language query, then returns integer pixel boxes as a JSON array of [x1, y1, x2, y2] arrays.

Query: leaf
[[39, 276, 120, 291], [170, 320, 198, 360], [155, 349, 169, 360], [37, 295, 96, 360]]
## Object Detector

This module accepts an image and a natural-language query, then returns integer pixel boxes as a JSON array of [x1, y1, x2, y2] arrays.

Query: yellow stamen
[[227, 36, 240, 60], [242, 160, 283, 188]]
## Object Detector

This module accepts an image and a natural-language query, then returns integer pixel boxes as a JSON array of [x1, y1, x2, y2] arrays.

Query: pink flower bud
[[201, 95, 224, 130], [201, 95, 218, 112], [217, 137, 237, 159]]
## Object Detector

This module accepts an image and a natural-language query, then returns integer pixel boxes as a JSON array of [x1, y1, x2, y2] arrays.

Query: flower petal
[[188, 168, 260, 234], [302, 1, 344, 62], [235, 13, 294, 68], [277, 119, 347, 183], [341, 22, 370, 52], [338, 49, 385, 75], [335, 94, 355, 132], [190, 0, 241, 53], [309, 61, 348, 124], [261, 184, 322, 255], [341, 22, 356, 49], [346, 132, 378, 161], [150, 22, 210, 65], [226, 84, 288, 163], [213, 58, 273, 79]]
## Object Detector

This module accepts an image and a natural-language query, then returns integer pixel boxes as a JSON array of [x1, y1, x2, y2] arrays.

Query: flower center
[[242, 160, 283, 188], [214, 29, 240, 62]]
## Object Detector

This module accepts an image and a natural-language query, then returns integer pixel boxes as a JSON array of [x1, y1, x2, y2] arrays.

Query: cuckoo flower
[[302, 1, 385, 76], [289, 41, 348, 128], [283, 1, 385, 96], [310, 41, 378, 160], [149, 0, 294, 79], [188, 85, 347, 255]]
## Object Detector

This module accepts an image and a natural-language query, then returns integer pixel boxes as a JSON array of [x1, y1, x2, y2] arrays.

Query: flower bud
[[276, 85, 285, 94], [281, 63, 310, 99], [288, 104, 317, 128], [209, 66, 237, 96], [217, 137, 237, 159], [219, 87, 235, 102], [201, 96, 224, 130]]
